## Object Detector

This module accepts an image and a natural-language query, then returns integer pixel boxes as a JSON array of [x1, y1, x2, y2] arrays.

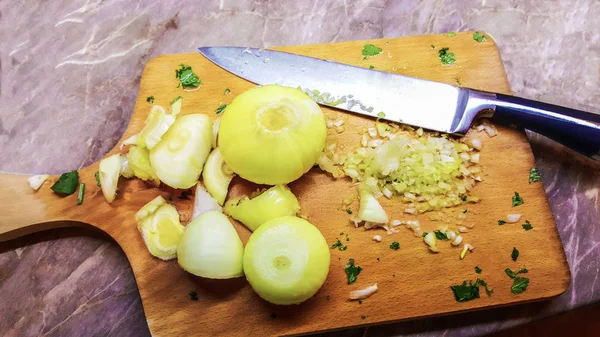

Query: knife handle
[[489, 93, 600, 159]]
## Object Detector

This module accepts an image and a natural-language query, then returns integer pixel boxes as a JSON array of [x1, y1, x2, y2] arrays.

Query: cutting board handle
[[0, 168, 100, 242]]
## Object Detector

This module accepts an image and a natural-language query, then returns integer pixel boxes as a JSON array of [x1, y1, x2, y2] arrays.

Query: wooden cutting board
[[0, 32, 570, 336]]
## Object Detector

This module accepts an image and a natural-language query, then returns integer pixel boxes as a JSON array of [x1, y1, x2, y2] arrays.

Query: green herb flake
[[450, 278, 493, 302], [505, 267, 528, 278], [512, 192, 524, 207], [475, 266, 482, 274], [188, 291, 198, 301], [344, 258, 362, 284], [326, 295, 331, 301], [450, 280, 480, 302], [175, 64, 201, 89], [460, 194, 468, 201], [346, 209, 353, 214], [51, 170, 79, 195], [434, 230, 449, 240], [389, 241, 400, 250], [331, 238, 347, 251], [146, 96, 154, 103], [224, 88, 231, 95], [77, 183, 85, 205], [511, 276, 530, 294], [498, 220, 506, 226], [455, 77, 462, 85], [522, 220, 533, 231], [511, 247, 519, 261], [361, 315, 367, 320], [438, 47, 456, 65], [473, 31, 487, 43], [215, 104, 227, 115], [377, 111, 386, 118], [431, 44, 435, 49], [358, 300, 363, 305], [447, 31, 457, 37], [361, 44, 383, 59], [369, 65, 374, 69], [94, 171, 101, 187], [529, 167, 541, 183], [340, 232, 344, 235]]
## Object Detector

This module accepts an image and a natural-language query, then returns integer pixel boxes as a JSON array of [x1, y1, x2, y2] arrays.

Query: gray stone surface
[[0, 0, 598, 336]]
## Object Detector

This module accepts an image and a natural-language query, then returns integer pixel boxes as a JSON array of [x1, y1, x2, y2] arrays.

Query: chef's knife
[[199, 47, 600, 160]]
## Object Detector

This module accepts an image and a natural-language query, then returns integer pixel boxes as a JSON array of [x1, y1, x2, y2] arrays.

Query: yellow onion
[[218, 85, 326, 185]]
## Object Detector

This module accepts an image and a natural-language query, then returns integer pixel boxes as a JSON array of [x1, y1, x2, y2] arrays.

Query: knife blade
[[199, 46, 600, 159]]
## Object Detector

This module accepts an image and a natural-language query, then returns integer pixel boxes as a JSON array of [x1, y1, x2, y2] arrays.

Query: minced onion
[[460, 243, 474, 259], [506, 214, 522, 223], [423, 232, 439, 253], [372, 235, 382, 242]]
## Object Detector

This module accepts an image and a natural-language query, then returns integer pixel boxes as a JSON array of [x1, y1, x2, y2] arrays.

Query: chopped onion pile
[[331, 122, 482, 213]]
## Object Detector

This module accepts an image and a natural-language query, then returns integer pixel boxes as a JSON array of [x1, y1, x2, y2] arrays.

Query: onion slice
[[28, 174, 49, 191]]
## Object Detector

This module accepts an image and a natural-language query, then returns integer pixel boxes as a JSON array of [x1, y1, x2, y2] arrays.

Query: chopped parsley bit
[[340, 232, 344, 235], [178, 190, 193, 200], [188, 291, 198, 301], [473, 31, 487, 43], [460, 194, 468, 201], [511, 247, 519, 261], [369, 65, 375, 69], [511, 276, 530, 294], [224, 88, 231, 95], [346, 209, 353, 214], [361, 315, 367, 320], [389, 241, 400, 250], [215, 104, 227, 115], [438, 47, 456, 65], [505, 267, 528, 278], [358, 300, 363, 305], [455, 77, 462, 85], [529, 167, 542, 183], [376, 257, 380, 261], [94, 171, 101, 187], [326, 295, 331, 301], [431, 44, 435, 49], [451, 278, 493, 302], [361, 44, 382, 59], [331, 238, 347, 251], [77, 183, 85, 205], [270, 313, 277, 319], [512, 192, 524, 207], [344, 258, 362, 284], [146, 96, 155, 103], [522, 220, 533, 231], [434, 230, 449, 240], [175, 64, 201, 89], [475, 266, 482, 274], [51, 170, 79, 195], [346, 237, 350, 242], [377, 111, 386, 118], [463, 209, 468, 213], [498, 220, 506, 226], [447, 31, 457, 37]]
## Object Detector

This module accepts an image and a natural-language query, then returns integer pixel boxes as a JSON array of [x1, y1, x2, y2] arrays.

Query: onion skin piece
[[177, 211, 244, 279], [219, 85, 327, 185], [243, 216, 330, 305], [224, 185, 301, 231], [150, 114, 212, 189]]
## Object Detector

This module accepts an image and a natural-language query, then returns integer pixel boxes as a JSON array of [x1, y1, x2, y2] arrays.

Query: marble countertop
[[1, 0, 599, 336]]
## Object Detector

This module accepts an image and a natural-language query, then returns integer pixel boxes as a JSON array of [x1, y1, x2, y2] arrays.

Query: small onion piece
[[349, 283, 378, 300], [138, 105, 176, 149], [150, 114, 212, 189], [177, 211, 244, 279], [357, 183, 389, 224], [192, 184, 222, 220], [219, 85, 326, 185], [372, 235, 382, 242], [423, 232, 439, 253], [506, 214, 522, 223], [136, 196, 184, 261], [99, 154, 122, 203], [451, 234, 463, 246], [224, 185, 300, 231], [469, 138, 483, 150], [28, 174, 49, 191], [460, 243, 475, 259]]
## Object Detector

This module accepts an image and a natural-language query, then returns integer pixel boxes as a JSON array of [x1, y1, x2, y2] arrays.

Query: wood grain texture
[[0, 32, 570, 336]]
